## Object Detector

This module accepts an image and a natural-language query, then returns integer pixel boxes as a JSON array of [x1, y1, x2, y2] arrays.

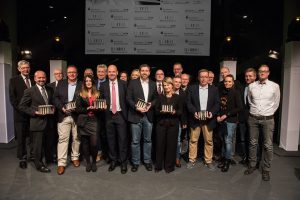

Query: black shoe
[[165, 168, 174, 173], [217, 161, 225, 168], [108, 161, 116, 172], [154, 168, 162, 173], [121, 163, 127, 174], [19, 160, 27, 169], [28, 157, 35, 162], [145, 163, 153, 171], [39, 166, 51, 173], [244, 166, 256, 175], [221, 159, 230, 172], [239, 157, 248, 165], [91, 163, 97, 172], [256, 161, 260, 169], [262, 170, 270, 181], [131, 164, 139, 172], [230, 159, 237, 165], [86, 163, 92, 172]]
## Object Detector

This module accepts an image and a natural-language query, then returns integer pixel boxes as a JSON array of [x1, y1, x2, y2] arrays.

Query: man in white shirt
[[244, 64, 280, 181]]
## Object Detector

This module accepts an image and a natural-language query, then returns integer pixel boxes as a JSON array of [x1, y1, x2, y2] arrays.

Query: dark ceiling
[[16, 0, 284, 80]]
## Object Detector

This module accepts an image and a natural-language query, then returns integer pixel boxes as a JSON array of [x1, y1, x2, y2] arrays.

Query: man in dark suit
[[96, 64, 109, 162], [186, 69, 220, 170], [48, 68, 63, 90], [155, 69, 164, 95], [54, 65, 82, 175], [18, 70, 53, 173], [100, 64, 128, 174], [9, 60, 34, 169], [126, 64, 157, 172]]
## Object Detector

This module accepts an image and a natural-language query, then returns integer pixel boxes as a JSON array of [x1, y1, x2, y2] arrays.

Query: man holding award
[[54, 65, 82, 175], [19, 71, 54, 173], [186, 69, 220, 170], [126, 64, 157, 172]]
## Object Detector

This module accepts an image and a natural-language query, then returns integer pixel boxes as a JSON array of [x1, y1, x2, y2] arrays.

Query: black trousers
[[15, 121, 33, 160], [32, 129, 49, 169], [106, 112, 128, 163], [155, 119, 179, 171]]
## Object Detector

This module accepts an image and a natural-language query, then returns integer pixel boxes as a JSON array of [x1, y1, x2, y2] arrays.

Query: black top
[[155, 94, 183, 122], [218, 87, 243, 123]]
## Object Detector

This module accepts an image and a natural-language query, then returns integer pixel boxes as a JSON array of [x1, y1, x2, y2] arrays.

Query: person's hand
[[35, 111, 45, 116], [194, 112, 200, 119], [217, 116, 222, 122], [207, 112, 213, 119], [62, 107, 72, 114], [182, 124, 187, 129]]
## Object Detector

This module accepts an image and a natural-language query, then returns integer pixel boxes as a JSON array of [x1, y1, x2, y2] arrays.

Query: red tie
[[111, 81, 117, 114]]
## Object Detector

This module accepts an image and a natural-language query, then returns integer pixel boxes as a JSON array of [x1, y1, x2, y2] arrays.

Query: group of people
[[9, 60, 280, 181]]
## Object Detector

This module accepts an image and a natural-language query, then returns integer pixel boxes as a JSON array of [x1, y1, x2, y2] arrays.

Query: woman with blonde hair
[[155, 77, 183, 173], [76, 75, 103, 172]]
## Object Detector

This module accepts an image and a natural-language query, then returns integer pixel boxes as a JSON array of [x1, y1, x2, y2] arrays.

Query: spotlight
[[268, 50, 279, 59], [21, 49, 32, 59], [225, 36, 232, 42], [286, 16, 300, 42], [54, 36, 61, 42]]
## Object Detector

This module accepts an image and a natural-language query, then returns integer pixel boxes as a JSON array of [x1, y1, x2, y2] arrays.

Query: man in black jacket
[[19, 70, 53, 173], [9, 60, 34, 169]]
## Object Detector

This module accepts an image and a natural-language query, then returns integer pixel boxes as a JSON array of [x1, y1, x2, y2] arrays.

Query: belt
[[249, 114, 273, 120]]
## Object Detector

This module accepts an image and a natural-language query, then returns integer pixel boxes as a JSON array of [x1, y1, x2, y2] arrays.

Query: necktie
[[158, 83, 162, 94], [111, 82, 117, 114], [25, 77, 30, 88], [41, 87, 48, 104], [98, 81, 101, 90]]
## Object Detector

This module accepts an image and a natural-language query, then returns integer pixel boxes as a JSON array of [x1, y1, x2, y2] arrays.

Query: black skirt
[[78, 116, 98, 136]]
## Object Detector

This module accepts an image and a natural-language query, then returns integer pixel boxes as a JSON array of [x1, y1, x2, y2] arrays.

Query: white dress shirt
[[248, 79, 280, 116], [109, 80, 121, 111], [140, 78, 149, 102], [199, 84, 208, 110], [36, 84, 48, 101]]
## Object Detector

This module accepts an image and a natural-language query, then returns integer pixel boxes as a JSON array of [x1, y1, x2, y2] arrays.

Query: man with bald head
[[19, 71, 54, 173], [100, 64, 128, 174]]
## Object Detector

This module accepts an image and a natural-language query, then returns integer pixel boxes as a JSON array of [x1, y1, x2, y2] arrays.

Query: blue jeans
[[131, 116, 153, 165], [221, 122, 237, 159]]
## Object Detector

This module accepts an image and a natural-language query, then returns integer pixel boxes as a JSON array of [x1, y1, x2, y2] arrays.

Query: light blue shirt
[[199, 85, 208, 111], [68, 82, 77, 102]]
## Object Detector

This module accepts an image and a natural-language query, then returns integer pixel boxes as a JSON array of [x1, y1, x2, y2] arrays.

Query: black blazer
[[18, 85, 54, 131], [237, 84, 249, 122], [177, 88, 188, 125], [186, 84, 220, 130], [54, 79, 82, 123], [47, 81, 57, 92], [9, 75, 34, 122], [99, 79, 128, 120], [126, 78, 157, 123]]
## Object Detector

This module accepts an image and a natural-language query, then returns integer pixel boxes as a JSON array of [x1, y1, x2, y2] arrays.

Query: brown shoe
[[57, 166, 65, 175], [72, 160, 80, 167], [176, 159, 181, 168]]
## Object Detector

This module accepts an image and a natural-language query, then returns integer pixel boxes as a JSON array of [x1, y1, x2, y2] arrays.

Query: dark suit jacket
[[47, 81, 57, 92], [177, 88, 188, 125], [238, 84, 249, 122], [54, 79, 82, 123], [126, 78, 157, 123], [186, 84, 220, 130], [9, 75, 34, 122], [100, 79, 128, 120], [18, 85, 54, 131]]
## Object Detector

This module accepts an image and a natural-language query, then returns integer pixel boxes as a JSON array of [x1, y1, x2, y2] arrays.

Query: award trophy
[[93, 99, 107, 109], [65, 101, 76, 111], [197, 110, 208, 121], [161, 105, 174, 113], [136, 98, 149, 109], [37, 105, 55, 115]]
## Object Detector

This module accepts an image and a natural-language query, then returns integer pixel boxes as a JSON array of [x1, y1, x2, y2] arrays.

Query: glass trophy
[[37, 105, 55, 115], [197, 110, 208, 121], [93, 99, 107, 109], [136, 98, 149, 109], [65, 101, 76, 111], [161, 104, 174, 113]]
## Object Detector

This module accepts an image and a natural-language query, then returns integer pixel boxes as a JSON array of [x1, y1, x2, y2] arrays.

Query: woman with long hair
[[76, 75, 103, 172]]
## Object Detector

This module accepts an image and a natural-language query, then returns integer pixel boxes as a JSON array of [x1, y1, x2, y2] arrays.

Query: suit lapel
[[195, 85, 200, 110], [137, 79, 146, 101], [105, 81, 111, 107], [34, 85, 47, 105]]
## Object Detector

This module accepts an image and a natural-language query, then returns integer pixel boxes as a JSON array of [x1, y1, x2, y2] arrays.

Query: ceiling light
[[268, 50, 279, 59], [225, 36, 232, 42], [49, 5, 54, 9], [63, 16, 67, 19], [242, 15, 248, 19], [54, 36, 61, 42]]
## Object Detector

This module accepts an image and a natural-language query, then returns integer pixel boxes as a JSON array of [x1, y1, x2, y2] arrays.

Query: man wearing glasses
[[244, 64, 280, 181]]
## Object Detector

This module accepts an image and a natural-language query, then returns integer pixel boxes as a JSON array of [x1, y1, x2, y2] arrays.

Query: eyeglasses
[[258, 70, 269, 73], [67, 72, 77, 74]]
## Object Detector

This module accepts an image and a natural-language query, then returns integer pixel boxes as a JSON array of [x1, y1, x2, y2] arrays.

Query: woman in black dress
[[76, 75, 103, 172], [155, 77, 183, 173]]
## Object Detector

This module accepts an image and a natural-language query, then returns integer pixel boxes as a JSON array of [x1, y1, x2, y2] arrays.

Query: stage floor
[[0, 142, 299, 200]]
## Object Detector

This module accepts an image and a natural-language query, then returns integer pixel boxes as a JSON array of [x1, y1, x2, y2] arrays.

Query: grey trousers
[[248, 115, 274, 171]]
